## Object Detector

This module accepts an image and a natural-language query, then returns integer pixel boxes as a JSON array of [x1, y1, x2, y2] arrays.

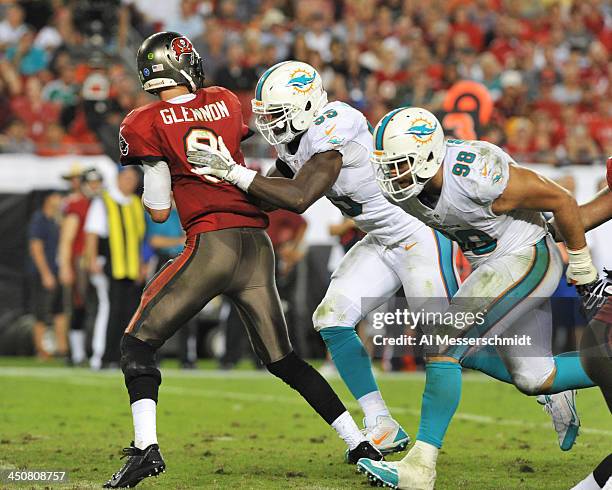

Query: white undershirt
[[142, 161, 172, 210], [84, 186, 133, 238]]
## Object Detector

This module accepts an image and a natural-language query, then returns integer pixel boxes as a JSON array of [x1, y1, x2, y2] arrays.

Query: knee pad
[[512, 369, 552, 396], [313, 294, 360, 332], [266, 351, 308, 387], [120, 334, 162, 402]]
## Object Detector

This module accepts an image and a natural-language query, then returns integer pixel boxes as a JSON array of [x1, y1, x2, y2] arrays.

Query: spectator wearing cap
[[85, 167, 144, 369], [495, 70, 528, 120], [259, 9, 291, 62], [59, 167, 104, 365], [28, 191, 68, 360]]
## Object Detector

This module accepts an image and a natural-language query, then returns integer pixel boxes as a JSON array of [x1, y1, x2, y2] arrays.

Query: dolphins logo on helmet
[[405, 119, 437, 143], [286, 69, 316, 94]]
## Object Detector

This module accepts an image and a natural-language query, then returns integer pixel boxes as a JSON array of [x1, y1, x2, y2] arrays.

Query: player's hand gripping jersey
[[119, 87, 268, 235], [274, 101, 424, 245], [393, 139, 547, 264]]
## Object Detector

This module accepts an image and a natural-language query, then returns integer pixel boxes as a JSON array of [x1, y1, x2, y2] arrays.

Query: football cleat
[[363, 415, 410, 455], [103, 442, 166, 488], [357, 444, 436, 490], [537, 390, 580, 451], [345, 441, 384, 465]]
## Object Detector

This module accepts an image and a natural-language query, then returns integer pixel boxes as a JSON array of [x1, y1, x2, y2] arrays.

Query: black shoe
[[103, 442, 165, 488], [345, 441, 384, 465]]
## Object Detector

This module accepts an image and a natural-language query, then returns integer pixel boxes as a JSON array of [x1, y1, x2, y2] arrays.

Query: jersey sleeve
[[119, 108, 164, 166], [463, 141, 512, 206], [308, 103, 363, 157]]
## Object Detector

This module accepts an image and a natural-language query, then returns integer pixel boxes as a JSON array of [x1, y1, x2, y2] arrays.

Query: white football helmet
[[371, 107, 446, 202], [251, 60, 328, 145]]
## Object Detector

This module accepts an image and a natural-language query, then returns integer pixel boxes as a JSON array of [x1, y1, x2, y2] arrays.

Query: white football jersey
[[275, 101, 424, 245], [391, 139, 547, 265]]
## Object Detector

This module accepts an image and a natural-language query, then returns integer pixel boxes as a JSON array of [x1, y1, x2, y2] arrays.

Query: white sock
[[131, 399, 158, 449], [69, 330, 86, 364], [331, 411, 367, 450], [571, 473, 603, 490], [359, 391, 391, 428], [407, 440, 439, 466]]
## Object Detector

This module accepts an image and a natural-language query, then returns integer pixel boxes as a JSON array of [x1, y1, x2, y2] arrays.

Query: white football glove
[[187, 136, 256, 191], [566, 246, 598, 286]]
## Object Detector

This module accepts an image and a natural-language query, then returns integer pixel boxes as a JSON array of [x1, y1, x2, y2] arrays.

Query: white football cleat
[[537, 390, 580, 451], [357, 443, 436, 490], [363, 415, 410, 455]]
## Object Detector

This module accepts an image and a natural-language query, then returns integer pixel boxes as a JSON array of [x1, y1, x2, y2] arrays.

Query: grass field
[[0, 358, 610, 490]]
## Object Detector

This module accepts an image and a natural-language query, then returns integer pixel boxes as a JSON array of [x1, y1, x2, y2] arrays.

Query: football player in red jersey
[[104, 32, 381, 489]]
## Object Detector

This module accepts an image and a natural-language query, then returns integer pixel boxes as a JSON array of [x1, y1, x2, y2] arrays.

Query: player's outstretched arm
[[492, 164, 597, 285], [188, 139, 342, 214], [549, 187, 612, 241], [247, 150, 343, 214], [576, 187, 612, 232]]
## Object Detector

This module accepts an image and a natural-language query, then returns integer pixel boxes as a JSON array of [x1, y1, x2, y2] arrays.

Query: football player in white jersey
[[187, 61, 460, 458], [356, 107, 599, 490]]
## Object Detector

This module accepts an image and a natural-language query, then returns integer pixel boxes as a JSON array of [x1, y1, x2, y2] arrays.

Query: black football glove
[[576, 269, 612, 321]]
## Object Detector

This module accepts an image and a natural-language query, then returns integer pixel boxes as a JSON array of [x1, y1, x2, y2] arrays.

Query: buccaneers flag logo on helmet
[[170, 37, 194, 62]]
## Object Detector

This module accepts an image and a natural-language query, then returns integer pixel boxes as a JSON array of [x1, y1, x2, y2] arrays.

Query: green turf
[[0, 359, 609, 489]]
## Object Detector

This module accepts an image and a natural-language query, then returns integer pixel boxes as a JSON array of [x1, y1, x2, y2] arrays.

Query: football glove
[[576, 269, 612, 321], [566, 245, 598, 286], [187, 136, 256, 191]]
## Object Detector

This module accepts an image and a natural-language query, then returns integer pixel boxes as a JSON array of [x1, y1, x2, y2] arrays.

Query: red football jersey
[[119, 86, 268, 236], [63, 194, 90, 256]]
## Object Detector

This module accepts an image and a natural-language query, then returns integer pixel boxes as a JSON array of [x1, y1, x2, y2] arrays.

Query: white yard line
[[1, 366, 610, 437]]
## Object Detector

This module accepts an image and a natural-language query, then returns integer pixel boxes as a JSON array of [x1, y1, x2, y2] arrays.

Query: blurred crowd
[[0, 0, 610, 164]]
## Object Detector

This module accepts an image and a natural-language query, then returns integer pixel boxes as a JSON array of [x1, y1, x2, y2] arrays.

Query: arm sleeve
[[142, 160, 172, 210]]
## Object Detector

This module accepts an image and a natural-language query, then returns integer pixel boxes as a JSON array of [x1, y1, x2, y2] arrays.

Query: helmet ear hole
[[427, 152, 434, 162], [305, 101, 312, 111]]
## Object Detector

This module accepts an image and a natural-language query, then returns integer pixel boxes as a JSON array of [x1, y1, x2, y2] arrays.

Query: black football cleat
[[345, 441, 384, 465], [103, 442, 165, 488]]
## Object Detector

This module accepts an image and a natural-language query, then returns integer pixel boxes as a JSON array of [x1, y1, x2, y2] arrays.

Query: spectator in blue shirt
[[29, 191, 67, 359]]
